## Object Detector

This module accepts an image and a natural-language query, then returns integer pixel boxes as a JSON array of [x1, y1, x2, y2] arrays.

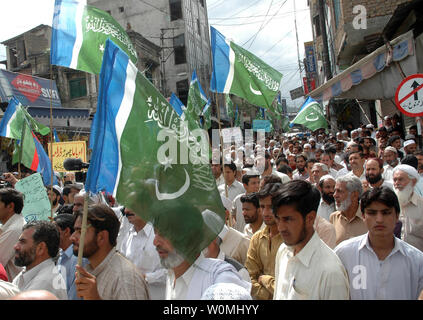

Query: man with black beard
[[151, 201, 250, 300], [12, 221, 67, 299], [365, 158, 393, 190], [393, 165, 423, 251], [70, 204, 149, 300], [292, 154, 309, 180], [316, 175, 336, 222], [47, 185, 63, 216]]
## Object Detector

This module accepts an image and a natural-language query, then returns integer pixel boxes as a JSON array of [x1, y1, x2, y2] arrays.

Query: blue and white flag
[[53, 129, 60, 142], [51, 0, 137, 74], [169, 93, 185, 118], [86, 39, 225, 263]]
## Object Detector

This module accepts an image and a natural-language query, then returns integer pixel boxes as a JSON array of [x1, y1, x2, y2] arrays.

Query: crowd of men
[[1, 114, 423, 300]]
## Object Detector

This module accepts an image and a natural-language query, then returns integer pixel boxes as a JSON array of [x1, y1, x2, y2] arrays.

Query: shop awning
[[309, 30, 417, 102], [26, 106, 91, 129]]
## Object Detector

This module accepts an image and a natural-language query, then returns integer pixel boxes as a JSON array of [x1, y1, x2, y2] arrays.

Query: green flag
[[281, 116, 290, 132], [51, 0, 138, 74], [186, 70, 208, 130], [290, 97, 328, 131], [210, 27, 282, 109], [86, 40, 225, 263], [201, 103, 212, 130]]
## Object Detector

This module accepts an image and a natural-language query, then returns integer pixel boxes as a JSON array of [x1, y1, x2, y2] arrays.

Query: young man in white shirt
[[335, 187, 423, 299], [272, 180, 349, 300]]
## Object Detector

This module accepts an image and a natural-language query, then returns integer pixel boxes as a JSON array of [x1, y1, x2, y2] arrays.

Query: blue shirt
[[57, 244, 88, 300]]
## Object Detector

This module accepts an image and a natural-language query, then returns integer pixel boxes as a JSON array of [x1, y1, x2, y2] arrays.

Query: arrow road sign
[[395, 74, 423, 117]]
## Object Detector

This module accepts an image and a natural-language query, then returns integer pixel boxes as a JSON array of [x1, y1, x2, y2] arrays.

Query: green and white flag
[[210, 27, 282, 109], [185, 70, 208, 129], [51, 0, 137, 74], [86, 40, 225, 262], [290, 97, 328, 131]]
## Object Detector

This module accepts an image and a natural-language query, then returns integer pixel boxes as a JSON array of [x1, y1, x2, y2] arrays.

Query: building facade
[[88, 0, 212, 105], [307, 0, 419, 132]]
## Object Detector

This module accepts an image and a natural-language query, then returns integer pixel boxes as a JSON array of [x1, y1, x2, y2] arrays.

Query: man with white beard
[[152, 202, 251, 300], [393, 165, 423, 252], [330, 175, 368, 245]]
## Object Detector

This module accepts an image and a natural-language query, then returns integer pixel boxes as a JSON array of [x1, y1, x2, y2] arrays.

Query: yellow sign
[[48, 141, 87, 172]]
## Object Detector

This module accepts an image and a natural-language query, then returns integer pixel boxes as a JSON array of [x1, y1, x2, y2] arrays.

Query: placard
[[48, 141, 87, 172], [15, 173, 51, 222]]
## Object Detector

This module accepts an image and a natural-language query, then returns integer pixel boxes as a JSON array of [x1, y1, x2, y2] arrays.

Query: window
[[119, 6, 124, 13], [169, 0, 182, 21], [197, 19, 201, 36], [313, 15, 321, 37], [69, 78, 87, 99], [176, 79, 189, 105], [173, 34, 186, 65], [144, 64, 153, 83]]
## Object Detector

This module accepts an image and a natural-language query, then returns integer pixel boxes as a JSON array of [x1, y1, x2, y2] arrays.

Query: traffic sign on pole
[[395, 74, 423, 117]]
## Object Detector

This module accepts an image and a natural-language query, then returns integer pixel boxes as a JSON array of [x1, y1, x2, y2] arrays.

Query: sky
[[0, 0, 313, 110]]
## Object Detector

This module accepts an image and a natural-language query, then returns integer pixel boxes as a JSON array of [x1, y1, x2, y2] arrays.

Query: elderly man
[[383, 146, 399, 182], [335, 187, 423, 299], [311, 163, 329, 186], [13, 221, 67, 299], [151, 201, 250, 300], [365, 158, 393, 190], [330, 175, 368, 245], [404, 140, 417, 156], [393, 165, 423, 251]]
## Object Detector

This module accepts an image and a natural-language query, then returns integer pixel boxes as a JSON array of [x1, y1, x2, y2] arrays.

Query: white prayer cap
[[320, 174, 335, 183], [201, 209, 227, 239], [404, 140, 416, 148], [309, 138, 316, 142], [366, 124, 374, 129], [357, 128, 362, 132], [201, 283, 252, 300], [384, 146, 397, 154], [342, 130, 348, 134], [303, 143, 311, 149], [393, 164, 420, 181], [52, 185, 63, 195], [220, 195, 232, 212], [384, 115, 392, 120]]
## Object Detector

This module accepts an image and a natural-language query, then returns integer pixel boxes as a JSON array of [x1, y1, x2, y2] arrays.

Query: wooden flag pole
[[215, 92, 232, 227], [77, 192, 89, 278], [49, 64, 54, 219]]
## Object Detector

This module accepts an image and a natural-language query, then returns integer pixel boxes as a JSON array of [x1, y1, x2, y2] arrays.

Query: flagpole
[[18, 120, 27, 180], [77, 192, 89, 279], [49, 64, 54, 219], [215, 92, 231, 228]]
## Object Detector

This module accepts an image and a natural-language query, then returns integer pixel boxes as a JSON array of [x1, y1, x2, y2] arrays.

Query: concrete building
[[88, 0, 212, 106], [307, 0, 421, 133], [1, 24, 161, 137]]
